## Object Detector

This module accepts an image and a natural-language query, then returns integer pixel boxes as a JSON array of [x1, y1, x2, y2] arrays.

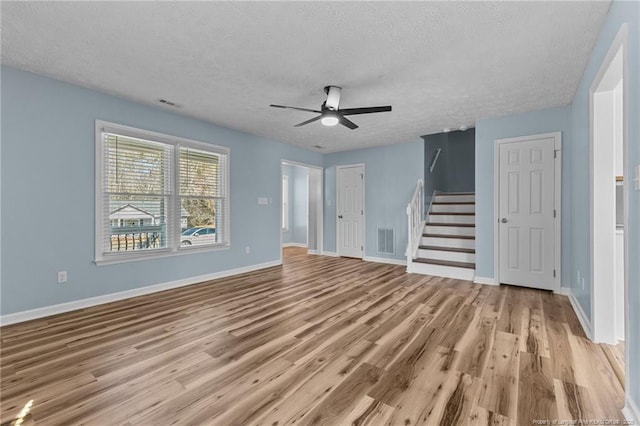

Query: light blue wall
[[323, 140, 424, 261], [474, 106, 573, 287], [569, 0, 640, 407], [0, 66, 322, 315]]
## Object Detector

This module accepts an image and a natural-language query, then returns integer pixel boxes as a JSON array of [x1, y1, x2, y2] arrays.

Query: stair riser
[[428, 214, 475, 224], [433, 194, 475, 203], [418, 249, 475, 263], [421, 236, 475, 249], [410, 262, 475, 280], [424, 226, 475, 236], [431, 204, 475, 213]]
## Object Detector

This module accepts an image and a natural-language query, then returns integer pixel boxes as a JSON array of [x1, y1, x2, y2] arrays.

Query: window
[[282, 175, 289, 230], [95, 121, 229, 264]]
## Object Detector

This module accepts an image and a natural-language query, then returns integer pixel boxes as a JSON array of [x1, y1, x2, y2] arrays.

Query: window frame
[[95, 120, 230, 265]]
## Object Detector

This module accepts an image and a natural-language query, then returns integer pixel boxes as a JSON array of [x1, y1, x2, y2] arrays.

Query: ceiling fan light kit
[[270, 85, 392, 130], [320, 114, 339, 126]]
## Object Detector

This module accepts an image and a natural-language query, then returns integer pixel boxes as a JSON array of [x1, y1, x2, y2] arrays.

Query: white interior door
[[337, 165, 364, 258], [498, 136, 557, 290]]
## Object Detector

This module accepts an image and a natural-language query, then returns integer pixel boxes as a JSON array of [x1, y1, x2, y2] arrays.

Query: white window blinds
[[178, 147, 228, 247], [96, 122, 230, 263]]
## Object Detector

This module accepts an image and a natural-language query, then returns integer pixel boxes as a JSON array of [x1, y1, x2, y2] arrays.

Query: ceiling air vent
[[157, 98, 182, 108], [313, 145, 325, 150]]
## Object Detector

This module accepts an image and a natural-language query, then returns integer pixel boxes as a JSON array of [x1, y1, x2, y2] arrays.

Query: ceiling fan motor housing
[[324, 86, 342, 111]]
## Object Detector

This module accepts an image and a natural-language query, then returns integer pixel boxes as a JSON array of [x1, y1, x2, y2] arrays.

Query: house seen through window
[[96, 122, 229, 263]]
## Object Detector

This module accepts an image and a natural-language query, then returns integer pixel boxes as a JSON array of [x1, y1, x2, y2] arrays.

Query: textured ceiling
[[1, 1, 610, 153]]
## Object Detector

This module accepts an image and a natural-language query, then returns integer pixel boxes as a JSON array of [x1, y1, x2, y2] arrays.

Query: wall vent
[[377, 228, 395, 255]]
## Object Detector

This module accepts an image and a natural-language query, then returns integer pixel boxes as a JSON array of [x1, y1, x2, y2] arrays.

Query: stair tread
[[429, 212, 475, 216], [435, 192, 475, 196], [432, 201, 475, 205], [413, 257, 476, 269], [419, 245, 475, 253], [423, 233, 475, 240], [426, 223, 475, 227]]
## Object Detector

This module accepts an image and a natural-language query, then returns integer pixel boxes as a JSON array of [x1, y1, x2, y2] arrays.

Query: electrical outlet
[[58, 271, 68, 283], [245, 246, 250, 254]]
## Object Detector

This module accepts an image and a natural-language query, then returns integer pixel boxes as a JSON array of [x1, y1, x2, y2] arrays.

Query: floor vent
[[377, 228, 395, 255]]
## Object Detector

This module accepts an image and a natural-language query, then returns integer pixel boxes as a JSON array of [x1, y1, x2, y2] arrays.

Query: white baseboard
[[0, 259, 282, 326], [363, 256, 406, 266], [321, 251, 339, 257], [624, 395, 640, 425], [473, 276, 498, 286], [565, 287, 592, 339], [556, 287, 571, 296], [282, 243, 308, 248], [307, 249, 320, 255]]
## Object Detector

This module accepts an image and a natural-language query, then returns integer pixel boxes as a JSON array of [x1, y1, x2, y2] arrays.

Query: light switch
[[258, 197, 269, 205]]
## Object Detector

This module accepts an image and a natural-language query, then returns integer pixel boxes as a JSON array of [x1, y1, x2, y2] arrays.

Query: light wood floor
[[0, 247, 625, 425]]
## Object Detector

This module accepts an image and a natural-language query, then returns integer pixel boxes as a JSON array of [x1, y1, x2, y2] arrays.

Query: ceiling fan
[[270, 86, 392, 130]]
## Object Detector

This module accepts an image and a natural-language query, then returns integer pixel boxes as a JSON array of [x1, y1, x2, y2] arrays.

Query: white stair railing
[[406, 179, 424, 273]]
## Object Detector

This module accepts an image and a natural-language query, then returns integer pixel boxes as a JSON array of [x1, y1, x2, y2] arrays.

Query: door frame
[[280, 159, 324, 263], [589, 23, 628, 346], [336, 163, 365, 259], [493, 132, 562, 292]]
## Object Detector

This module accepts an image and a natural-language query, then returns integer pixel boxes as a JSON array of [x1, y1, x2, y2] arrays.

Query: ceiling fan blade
[[294, 115, 323, 127], [339, 106, 392, 116], [339, 116, 359, 130], [270, 104, 321, 114]]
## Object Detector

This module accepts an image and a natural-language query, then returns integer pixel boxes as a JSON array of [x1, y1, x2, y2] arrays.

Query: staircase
[[409, 192, 476, 280]]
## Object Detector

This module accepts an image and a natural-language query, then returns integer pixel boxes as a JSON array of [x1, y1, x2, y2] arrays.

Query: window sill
[[94, 244, 230, 266]]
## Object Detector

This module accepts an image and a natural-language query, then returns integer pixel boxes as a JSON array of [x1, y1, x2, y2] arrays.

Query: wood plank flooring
[[0, 247, 625, 425]]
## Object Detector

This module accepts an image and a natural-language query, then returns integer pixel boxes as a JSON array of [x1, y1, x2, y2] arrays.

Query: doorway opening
[[281, 161, 323, 258], [589, 24, 627, 354]]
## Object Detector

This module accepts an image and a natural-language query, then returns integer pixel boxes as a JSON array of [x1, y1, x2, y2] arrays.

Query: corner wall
[[568, 0, 640, 414], [323, 140, 424, 262], [0, 66, 322, 315], [423, 129, 476, 205], [423, 132, 449, 208], [474, 106, 573, 286]]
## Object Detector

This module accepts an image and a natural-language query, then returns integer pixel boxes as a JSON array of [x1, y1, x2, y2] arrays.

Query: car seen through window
[[180, 226, 217, 246]]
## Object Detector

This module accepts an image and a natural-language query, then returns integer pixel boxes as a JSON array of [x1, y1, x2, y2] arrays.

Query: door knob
[[500, 218, 508, 223], [338, 215, 343, 219]]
